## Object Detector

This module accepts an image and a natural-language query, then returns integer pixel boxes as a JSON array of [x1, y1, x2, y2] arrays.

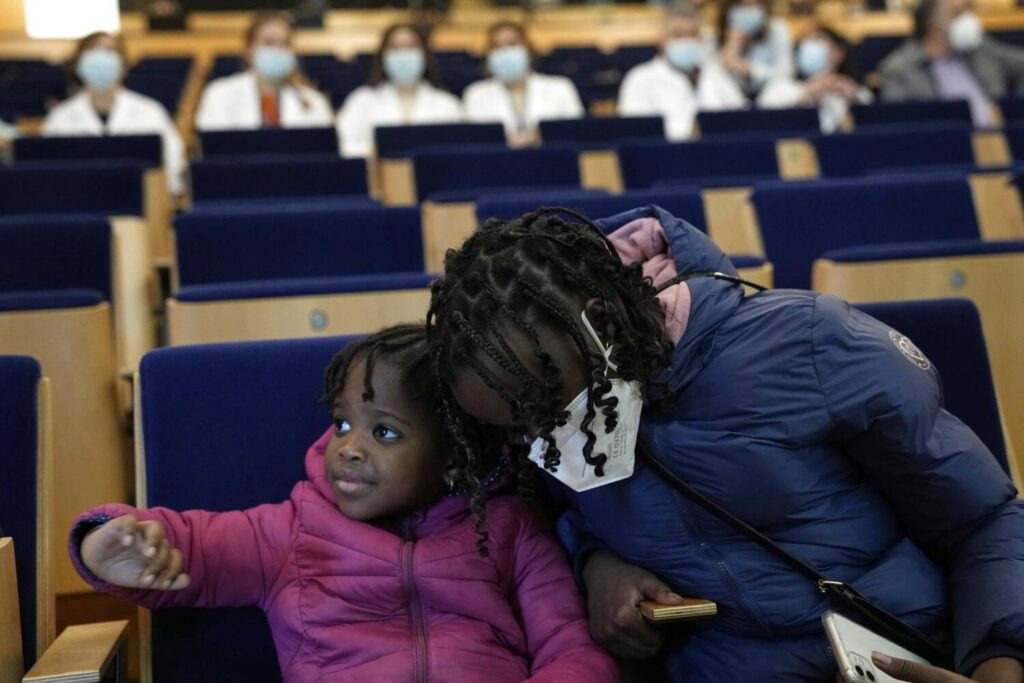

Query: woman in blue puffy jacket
[[426, 206, 1024, 682]]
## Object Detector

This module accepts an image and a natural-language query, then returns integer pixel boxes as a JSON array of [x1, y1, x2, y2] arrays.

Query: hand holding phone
[[823, 611, 931, 683]]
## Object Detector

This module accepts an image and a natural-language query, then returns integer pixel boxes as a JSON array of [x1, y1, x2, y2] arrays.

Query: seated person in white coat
[[42, 32, 186, 195], [758, 26, 873, 133], [462, 22, 585, 148], [618, 4, 747, 141], [719, 0, 794, 96], [195, 11, 334, 132], [336, 23, 462, 158]]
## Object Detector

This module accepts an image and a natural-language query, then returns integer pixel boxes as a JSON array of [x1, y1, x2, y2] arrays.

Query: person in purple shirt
[[880, 0, 1024, 125]]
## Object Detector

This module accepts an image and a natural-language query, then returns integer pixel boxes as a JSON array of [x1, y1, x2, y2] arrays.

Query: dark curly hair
[[427, 208, 672, 499]]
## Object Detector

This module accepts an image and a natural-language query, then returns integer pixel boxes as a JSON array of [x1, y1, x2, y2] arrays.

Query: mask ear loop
[[580, 309, 618, 373], [656, 270, 770, 295]]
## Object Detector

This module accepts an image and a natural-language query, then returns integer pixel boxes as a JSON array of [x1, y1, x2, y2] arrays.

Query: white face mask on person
[[527, 310, 643, 493], [253, 46, 297, 82], [665, 38, 705, 71], [797, 39, 831, 77], [384, 48, 425, 87], [488, 45, 530, 83], [949, 12, 984, 53], [77, 49, 123, 92], [729, 5, 766, 35]]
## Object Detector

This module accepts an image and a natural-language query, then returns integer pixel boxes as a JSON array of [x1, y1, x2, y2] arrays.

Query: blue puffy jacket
[[558, 206, 1024, 681]]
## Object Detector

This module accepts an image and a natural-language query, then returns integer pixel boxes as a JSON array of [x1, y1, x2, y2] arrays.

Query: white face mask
[[527, 310, 643, 493], [949, 12, 984, 53]]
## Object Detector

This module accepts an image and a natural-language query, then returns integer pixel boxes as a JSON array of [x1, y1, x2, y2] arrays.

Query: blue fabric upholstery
[[190, 155, 368, 204], [0, 161, 144, 216], [1005, 123, 1024, 160], [198, 127, 338, 158], [174, 206, 423, 287], [0, 289, 104, 312], [753, 175, 980, 289], [538, 116, 664, 147], [696, 108, 820, 136], [812, 125, 975, 177], [850, 100, 973, 128], [728, 255, 766, 269], [412, 147, 581, 201], [139, 336, 355, 683], [855, 299, 1009, 474], [176, 271, 434, 302], [0, 216, 112, 300], [475, 188, 708, 233], [0, 355, 41, 667], [13, 134, 163, 167], [1000, 98, 1024, 124], [617, 137, 779, 189], [824, 238, 1024, 262], [426, 184, 583, 204], [186, 196, 381, 215], [374, 123, 505, 159]]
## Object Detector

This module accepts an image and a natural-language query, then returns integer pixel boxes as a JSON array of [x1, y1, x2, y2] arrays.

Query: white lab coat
[[336, 82, 463, 158], [462, 72, 584, 135], [195, 71, 334, 132], [42, 88, 187, 195], [744, 18, 795, 91], [617, 56, 748, 141], [757, 77, 874, 133]]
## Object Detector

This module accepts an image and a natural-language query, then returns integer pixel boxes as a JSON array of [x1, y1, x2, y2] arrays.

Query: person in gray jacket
[[880, 0, 1024, 125]]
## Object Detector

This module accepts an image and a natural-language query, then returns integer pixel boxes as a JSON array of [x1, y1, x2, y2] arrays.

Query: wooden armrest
[[23, 620, 128, 683], [640, 598, 718, 622]]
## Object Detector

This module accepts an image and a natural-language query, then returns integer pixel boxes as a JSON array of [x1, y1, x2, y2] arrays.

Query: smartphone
[[639, 598, 717, 623], [823, 611, 930, 683]]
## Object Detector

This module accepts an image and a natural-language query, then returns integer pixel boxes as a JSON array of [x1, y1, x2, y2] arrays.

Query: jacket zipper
[[402, 541, 428, 683]]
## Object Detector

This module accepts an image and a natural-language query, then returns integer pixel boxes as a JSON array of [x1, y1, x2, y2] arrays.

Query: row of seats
[[1, 294, 1014, 681]]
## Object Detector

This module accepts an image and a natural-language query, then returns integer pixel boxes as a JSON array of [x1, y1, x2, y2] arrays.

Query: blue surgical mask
[[384, 48, 425, 87], [729, 6, 766, 35], [797, 39, 830, 77], [252, 46, 297, 83], [665, 38, 704, 71], [76, 49, 123, 92], [488, 45, 530, 83]]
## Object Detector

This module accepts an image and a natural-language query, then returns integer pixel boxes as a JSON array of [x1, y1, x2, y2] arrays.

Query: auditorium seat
[[168, 205, 431, 344], [0, 218, 131, 596], [372, 123, 506, 205], [0, 160, 144, 216], [413, 147, 583, 272], [189, 154, 369, 205], [811, 125, 978, 177], [696, 107, 821, 137], [539, 116, 664, 192], [849, 100, 972, 128], [616, 136, 780, 189], [198, 127, 339, 158], [12, 135, 174, 262], [133, 336, 353, 683]]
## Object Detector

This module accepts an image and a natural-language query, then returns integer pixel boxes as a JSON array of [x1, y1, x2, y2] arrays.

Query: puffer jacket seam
[[808, 294, 837, 431], [292, 495, 327, 678]]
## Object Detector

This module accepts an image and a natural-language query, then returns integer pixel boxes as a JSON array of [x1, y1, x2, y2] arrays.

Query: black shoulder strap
[[638, 443, 954, 668]]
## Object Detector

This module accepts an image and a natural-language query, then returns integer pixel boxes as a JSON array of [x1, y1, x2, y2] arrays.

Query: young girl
[[68, 325, 616, 682]]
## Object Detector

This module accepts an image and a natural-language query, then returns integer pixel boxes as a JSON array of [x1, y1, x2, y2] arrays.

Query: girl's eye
[[373, 425, 400, 441], [333, 417, 351, 434]]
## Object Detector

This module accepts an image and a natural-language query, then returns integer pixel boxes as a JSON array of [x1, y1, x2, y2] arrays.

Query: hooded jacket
[[557, 206, 1024, 681], [70, 428, 617, 683]]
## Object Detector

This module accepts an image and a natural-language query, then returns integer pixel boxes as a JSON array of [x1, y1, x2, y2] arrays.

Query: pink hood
[[607, 215, 691, 344], [70, 429, 616, 682]]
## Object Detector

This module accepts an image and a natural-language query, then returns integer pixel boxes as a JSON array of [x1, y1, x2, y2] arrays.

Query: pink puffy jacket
[[69, 429, 617, 683]]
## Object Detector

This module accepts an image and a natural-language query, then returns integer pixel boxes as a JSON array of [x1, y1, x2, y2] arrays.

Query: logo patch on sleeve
[[888, 330, 931, 370]]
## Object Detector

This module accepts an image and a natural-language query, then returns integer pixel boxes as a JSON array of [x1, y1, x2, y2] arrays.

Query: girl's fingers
[[137, 521, 165, 558], [154, 549, 184, 590], [140, 540, 170, 586], [113, 515, 139, 547]]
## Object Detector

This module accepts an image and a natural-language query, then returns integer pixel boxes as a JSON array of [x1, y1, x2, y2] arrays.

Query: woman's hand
[[581, 550, 686, 659], [872, 653, 1023, 683], [723, 28, 751, 76], [80, 514, 190, 591]]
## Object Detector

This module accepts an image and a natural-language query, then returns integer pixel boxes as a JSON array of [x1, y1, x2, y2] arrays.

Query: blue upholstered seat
[[474, 187, 708, 233], [412, 147, 581, 202], [855, 299, 1010, 475], [198, 127, 338, 158], [138, 336, 355, 683], [0, 161, 144, 216], [752, 174, 981, 289], [696, 107, 821, 137], [849, 100, 972, 128], [189, 154, 368, 204], [0, 355, 42, 667], [176, 271, 435, 302], [174, 205, 423, 288], [1004, 124, 1024, 160], [1000, 97, 1024, 124], [0, 216, 112, 301], [616, 137, 779, 189], [374, 122, 505, 159], [13, 134, 163, 167], [538, 116, 664, 148], [811, 125, 976, 177]]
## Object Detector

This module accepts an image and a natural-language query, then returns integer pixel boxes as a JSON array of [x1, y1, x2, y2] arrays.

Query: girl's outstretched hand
[[872, 653, 1024, 683], [80, 515, 190, 591]]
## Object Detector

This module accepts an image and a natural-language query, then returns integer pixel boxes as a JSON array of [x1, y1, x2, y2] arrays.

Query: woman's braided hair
[[427, 208, 673, 514]]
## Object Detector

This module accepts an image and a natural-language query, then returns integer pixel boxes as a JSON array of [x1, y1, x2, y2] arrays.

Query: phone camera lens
[[855, 665, 865, 677]]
